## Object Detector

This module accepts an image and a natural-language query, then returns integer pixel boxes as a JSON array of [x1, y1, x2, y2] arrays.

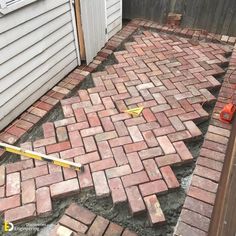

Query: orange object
[[220, 103, 236, 123]]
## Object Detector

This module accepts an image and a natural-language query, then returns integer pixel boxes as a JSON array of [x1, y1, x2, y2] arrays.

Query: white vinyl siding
[[0, 0, 80, 130]]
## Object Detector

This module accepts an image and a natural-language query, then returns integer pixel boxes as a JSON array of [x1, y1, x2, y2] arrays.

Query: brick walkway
[[50, 203, 137, 236], [0, 27, 232, 228]]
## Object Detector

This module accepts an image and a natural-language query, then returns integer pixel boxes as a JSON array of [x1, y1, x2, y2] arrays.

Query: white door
[[106, 0, 122, 39], [80, 0, 106, 64]]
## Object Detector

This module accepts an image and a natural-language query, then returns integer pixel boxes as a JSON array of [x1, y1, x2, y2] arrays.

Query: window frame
[[0, 0, 38, 16]]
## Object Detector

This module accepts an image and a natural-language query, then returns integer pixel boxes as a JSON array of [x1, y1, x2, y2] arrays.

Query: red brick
[[22, 113, 40, 124], [197, 156, 223, 172], [43, 122, 55, 138], [90, 158, 116, 172], [80, 126, 103, 137], [184, 121, 202, 138], [109, 136, 132, 148], [102, 97, 115, 109], [22, 179, 36, 204], [50, 178, 80, 198], [184, 196, 213, 218], [87, 216, 109, 235], [74, 108, 87, 122], [46, 141, 71, 154], [104, 222, 124, 236], [0, 186, 4, 198], [5, 203, 36, 223], [55, 116, 76, 127], [108, 177, 127, 204], [155, 112, 171, 126], [127, 152, 143, 172], [65, 203, 96, 225], [195, 164, 221, 182], [122, 171, 149, 188], [175, 221, 207, 236], [173, 141, 193, 162], [33, 137, 56, 148], [191, 174, 218, 193], [203, 140, 227, 154], [143, 159, 162, 180], [56, 127, 69, 142], [153, 125, 175, 137], [188, 186, 215, 205], [97, 141, 113, 159], [122, 229, 138, 236], [206, 132, 228, 145], [180, 209, 210, 232], [21, 165, 48, 181], [200, 148, 224, 162], [7, 126, 26, 138], [101, 117, 115, 131], [208, 125, 230, 137], [6, 172, 20, 197], [83, 136, 97, 153], [139, 180, 168, 196], [112, 146, 128, 166], [127, 126, 143, 142], [0, 195, 20, 212], [59, 215, 88, 233], [178, 111, 200, 122], [84, 104, 105, 114], [36, 172, 63, 188], [68, 131, 82, 149], [74, 151, 100, 165], [0, 132, 17, 144], [36, 187, 52, 216], [62, 104, 74, 117], [142, 130, 159, 147], [126, 186, 146, 215], [67, 121, 89, 131], [95, 131, 118, 142], [111, 113, 130, 122], [142, 108, 156, 122], [124, 141, 147, 154], [157, 136, 176, 154], [125, 117, 146, 127], [6, 159, 34, 174], [92, 171, 110, 197], [16, 119, 34, 131], [88, 112, 101, 127], [169, 116, 185, 131], [144, 195, 166, 225], [113, 121, 129, 137], [168, 130, 192, 142], [156, 154, 182, 167], [160, 166, 180, 189], [78, 165, 93, 189], [105, 165, 132, 179]]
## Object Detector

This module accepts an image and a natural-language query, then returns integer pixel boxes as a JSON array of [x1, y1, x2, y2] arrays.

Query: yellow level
[[0, 142, 84, 172], [125, 106, 144, 117]]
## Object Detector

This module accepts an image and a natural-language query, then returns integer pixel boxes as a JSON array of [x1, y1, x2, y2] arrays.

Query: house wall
[[123, 0, 236, 36], [106, 0, 122, 39], [0, 0, 80, 131]]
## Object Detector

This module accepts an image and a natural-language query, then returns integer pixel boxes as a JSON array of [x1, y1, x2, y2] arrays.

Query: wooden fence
[[123, 0, 236, 36]]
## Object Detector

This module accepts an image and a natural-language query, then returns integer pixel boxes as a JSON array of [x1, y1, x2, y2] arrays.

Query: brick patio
[[0, 19, 235, 235]]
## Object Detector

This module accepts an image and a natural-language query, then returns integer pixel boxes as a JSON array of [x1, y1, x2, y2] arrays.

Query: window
[[0, 0, 38, 16]]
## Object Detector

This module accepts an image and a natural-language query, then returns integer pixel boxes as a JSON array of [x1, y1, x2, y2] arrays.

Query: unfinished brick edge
[[50, 202, 138, 236], [174, 45, 236, 235]]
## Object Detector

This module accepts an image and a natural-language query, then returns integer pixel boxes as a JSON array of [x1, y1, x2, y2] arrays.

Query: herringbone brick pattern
[[0, 30, 231, 226]]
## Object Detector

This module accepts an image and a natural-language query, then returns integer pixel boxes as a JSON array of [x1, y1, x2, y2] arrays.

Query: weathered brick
[[124, 141, 147, 154], [208, 125, 230, 137], [156, 154, 182, 167], [144, 195, 166, 225], [60, 147, 85, 159], [106, 165, 132, 179], [112, 146, 129, 166], [59, 215, 88, 233], [0, 165, 5, 186], [5, 203, 36, 223], [56, 127, 69, 142], [87, 112, 101, 127], [83, 136, 97, 153], [127, 152, 143, 172], [104, 222, 124, 236], [46, 141, 71, 154], [139, 180, 168, 196], [22, 179, 36, 204], [69, 131, 83, 148], [33, 137, 56, 148], [97, 141, 113, 159], [0, 195, 20, 212], [191, 175, 218, 193], [101, 117, 115, 131], [87, 216, 109, 236], [50, 178, 80, 198], [74, 151, 100, 164], [90, 158, 116, 172], [21, 165, 48, 181], [109, 136, 132, 148], [128, 126, 143, 142], [122, 229, 138, 236], [6, 159, 34, 174], [36, 187, 52, 216], [197, 156, 223, 172], [184, 120, 202, 138], [95, 131, 118, 142], [143, 159, 162, 180], [175, 221, 207, 236], [67, 122, 89, 131], [142, 130, 159, 147], [6, 172, 20, 197], [108, 177, 127, 204], [157, 136, 176, 154], [142, 108, 156, 122], [122, 171, 149, 188], [153, 125, 175, 137], [43, 122, 55, 138], [65, 203, 96, 225], [200, 148, 225, 162], [54, 117, 76, 128], [80, 126, 103, 137], [78, 165, 93, 189], [188, 186, 215, 205], [36, 172, 63, 188], [92, 171, 110, 197], [74, 108, 87, 122], [160, 166, 180, 189], [194, 165, 221, 182], [126, 186, 146, 215], [173, 141, 193, 162]]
